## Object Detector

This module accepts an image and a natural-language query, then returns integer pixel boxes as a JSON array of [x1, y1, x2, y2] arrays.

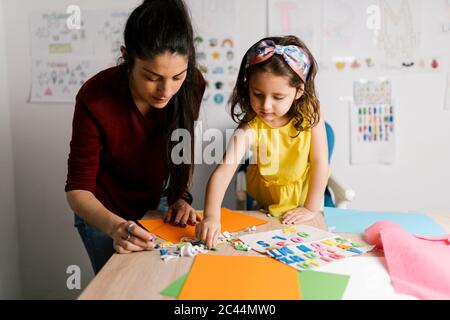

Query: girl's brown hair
[[229, 35, 320, 134]]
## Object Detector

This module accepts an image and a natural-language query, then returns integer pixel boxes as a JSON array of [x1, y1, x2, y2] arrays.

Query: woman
[[65, 0, 205, 273]]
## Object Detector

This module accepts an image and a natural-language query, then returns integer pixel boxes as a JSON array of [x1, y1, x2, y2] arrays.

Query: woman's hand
[[164, 199, 202, 227], [112, 220, 156, 254], [195, 217, 221, 249], [281, 207, 319, 225]]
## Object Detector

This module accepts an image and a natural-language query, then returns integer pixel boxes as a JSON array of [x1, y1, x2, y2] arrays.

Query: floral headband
[[245, 39, 311, 82]]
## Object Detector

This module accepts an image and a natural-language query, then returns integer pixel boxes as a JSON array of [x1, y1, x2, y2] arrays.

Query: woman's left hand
[[164, 199, 202, 227], [281, 207, 319, 225]]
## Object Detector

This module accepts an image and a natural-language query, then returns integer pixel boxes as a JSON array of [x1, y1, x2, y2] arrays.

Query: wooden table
[[78, 210, 450, 300]]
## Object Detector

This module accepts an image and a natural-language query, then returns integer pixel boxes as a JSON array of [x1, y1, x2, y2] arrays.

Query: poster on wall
[[350, 79, 396, 164], [91, 10, 129, 57], [30, 57, 111, 103], [321, 0, 378, 72], [186, 0, 239, 128], [29, 9, 128, 103], [320, 0, 442, 73], [30, 11, 93, 56], [376, 0, 423, 69], [267, 0, 321, 58]]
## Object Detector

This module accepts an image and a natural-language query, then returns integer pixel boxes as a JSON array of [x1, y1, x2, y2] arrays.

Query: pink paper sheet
[[365, 220, 450, 300]]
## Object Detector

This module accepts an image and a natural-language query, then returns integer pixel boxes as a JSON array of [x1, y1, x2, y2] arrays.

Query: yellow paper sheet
[[139, 208, 267, 243], [178, 254, 302, 300]]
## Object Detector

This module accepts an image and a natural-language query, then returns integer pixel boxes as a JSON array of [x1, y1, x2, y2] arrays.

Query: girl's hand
[[281, 207, 319, 225], [195, 217, 221, 249], [164, 199, 202, 227], [112, 220, 156, 254]]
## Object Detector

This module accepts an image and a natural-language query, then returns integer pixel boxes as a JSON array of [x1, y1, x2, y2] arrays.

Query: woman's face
[[129, 51, 189, 109]]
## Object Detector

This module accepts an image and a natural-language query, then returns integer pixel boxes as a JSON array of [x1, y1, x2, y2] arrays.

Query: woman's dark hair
[[122, 0, 203, 205], [229, 36, 320, 135]]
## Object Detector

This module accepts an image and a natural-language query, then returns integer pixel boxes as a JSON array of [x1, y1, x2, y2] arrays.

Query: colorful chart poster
[[350, 79, 396, 164]]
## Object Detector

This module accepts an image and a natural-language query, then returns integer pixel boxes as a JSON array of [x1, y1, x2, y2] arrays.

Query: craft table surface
[[78, 210, 450, 300]]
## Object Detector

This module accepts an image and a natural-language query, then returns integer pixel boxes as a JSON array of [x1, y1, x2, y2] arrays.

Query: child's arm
[[282, 112, 329, 224], [196, 123, 254, 248]]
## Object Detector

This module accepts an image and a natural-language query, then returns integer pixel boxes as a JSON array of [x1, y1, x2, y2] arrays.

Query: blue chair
[[324, 122, 335, 207], [236, 121, 355, 210]]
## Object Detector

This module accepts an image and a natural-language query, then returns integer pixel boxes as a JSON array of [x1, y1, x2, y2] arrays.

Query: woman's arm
[[66, 100, 154, 253], [67, 190, 155, 253], [196, 123, 254, 247], [67, 190, 124, 237]]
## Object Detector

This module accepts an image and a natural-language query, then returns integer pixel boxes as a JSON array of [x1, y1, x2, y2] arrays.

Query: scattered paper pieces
[[139, 208, 267, 244]]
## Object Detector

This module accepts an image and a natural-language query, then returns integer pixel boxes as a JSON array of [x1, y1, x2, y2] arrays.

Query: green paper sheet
[[160, 274, 188, 298], [161, 270, 349, 300], [298, 271, 350, 300]]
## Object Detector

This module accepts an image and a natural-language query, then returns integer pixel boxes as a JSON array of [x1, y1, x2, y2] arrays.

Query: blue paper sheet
[[323, 207, 447, 236]]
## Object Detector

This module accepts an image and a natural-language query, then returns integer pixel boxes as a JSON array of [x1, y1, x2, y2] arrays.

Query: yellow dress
[[246, 115, 311, 217]]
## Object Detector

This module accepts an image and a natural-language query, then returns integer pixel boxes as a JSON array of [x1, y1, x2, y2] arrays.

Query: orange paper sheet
[[178, 254, 302, 300], [138, 208, 267, 244]]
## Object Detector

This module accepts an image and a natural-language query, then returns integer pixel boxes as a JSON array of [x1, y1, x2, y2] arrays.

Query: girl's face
[[249, 70, 303, 127], [129, 51, 188, 109]]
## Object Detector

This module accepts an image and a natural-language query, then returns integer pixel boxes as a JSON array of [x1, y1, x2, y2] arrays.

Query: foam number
[[296, 244, 312, 253], [310, 242, 325, 250], [290, 237, 304, 243], [310, 242, 328, 256], [256, 240, 270, 248], [268, 249, 282, 258], [277, 247, 294, 256], [279, 255, 305, 264], [282, 227, 297, 234]]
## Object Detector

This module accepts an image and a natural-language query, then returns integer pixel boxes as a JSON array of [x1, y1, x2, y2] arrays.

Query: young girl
[[196, 36, 329, 248]]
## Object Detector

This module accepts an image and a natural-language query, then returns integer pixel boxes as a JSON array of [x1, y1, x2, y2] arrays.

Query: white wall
[[318, 71, 450, 214], [2, 0, 449, 299], [0, 0, 21, 299], [316, 0, 450, 215]]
